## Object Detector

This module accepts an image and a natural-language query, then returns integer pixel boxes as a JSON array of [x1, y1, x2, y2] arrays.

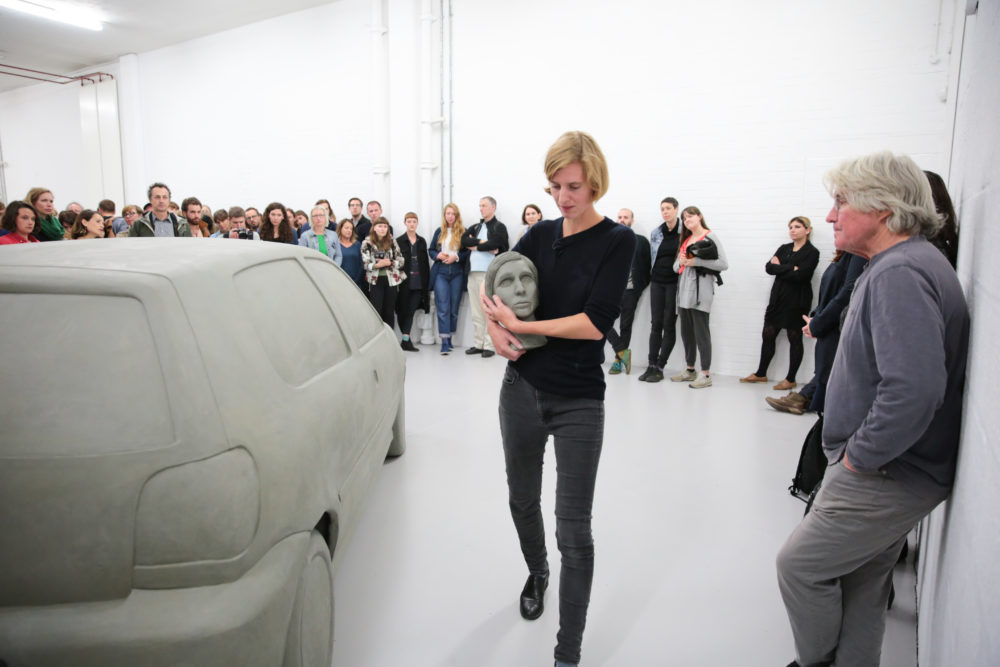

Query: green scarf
[[36, 214, 65, 242], [318, 233, 328, 257]]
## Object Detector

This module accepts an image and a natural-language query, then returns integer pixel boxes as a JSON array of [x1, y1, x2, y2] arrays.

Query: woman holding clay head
[[428, 203, 469, 355], [740, 216, 819, 389], [0, 201, 40, 245], [481, 131, 635, 667], [26, 187, 64, 242], [670, 205, 728, 388], [485, 251, 547, 351]]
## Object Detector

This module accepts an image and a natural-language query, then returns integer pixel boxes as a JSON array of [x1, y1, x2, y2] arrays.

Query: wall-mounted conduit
[[0, 63, 114, 86]]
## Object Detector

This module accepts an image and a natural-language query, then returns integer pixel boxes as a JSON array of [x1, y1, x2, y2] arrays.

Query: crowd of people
[[0, 166, 959, 387]]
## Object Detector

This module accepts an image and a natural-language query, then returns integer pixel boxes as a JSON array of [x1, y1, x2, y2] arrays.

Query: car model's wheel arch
[[387, 391, 406, 458], [282, 530, 334, 667]]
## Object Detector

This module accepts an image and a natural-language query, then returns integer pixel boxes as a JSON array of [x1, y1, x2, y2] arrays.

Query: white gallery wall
[[0, 0, 964, 376], [916, 0, 1000, 664]]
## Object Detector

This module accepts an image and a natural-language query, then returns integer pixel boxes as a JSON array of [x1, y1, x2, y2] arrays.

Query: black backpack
[[789, 415, 827, 504]]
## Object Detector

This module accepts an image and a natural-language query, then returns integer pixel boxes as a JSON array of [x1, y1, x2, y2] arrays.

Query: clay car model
[[0, 239, 406, 666]]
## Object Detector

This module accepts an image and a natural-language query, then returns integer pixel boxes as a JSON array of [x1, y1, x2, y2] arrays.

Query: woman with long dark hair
[[741, 216, 819, 389], [481, 131, 635, 667], [260, 202, 296, 243], [670, 205, 728, 388], [361, 217, 405, 326], [924, 170, 959, 269]]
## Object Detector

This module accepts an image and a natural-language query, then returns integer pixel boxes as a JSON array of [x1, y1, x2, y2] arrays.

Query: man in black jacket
[[462, 196, 509, 357], [638, 197, 681, 382], [607, 208, 651, 375]]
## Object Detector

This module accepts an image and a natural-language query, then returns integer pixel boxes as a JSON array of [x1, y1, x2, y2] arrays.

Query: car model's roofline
[[0, 238, 322, 278]]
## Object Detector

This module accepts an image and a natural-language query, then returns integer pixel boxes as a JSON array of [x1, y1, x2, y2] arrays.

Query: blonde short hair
[[823, 151, 940, 238], [543, 131, 609, 201]]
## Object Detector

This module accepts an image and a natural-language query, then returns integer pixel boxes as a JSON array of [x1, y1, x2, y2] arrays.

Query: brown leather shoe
[[773, 379, 797, 390], [740, 373, 768, 383], [765, 392, 808, 415]]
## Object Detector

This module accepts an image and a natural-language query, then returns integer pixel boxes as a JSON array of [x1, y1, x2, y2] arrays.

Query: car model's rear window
[[0, 293, 175, 457], [233, 259, 351, 386]]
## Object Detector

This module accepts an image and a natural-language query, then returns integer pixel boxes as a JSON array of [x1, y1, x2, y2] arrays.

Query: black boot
[[519, 572, 549, 620]]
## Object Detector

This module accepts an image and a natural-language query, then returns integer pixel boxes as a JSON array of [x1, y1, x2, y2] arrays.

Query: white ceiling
[[0, 0, 334, 93]]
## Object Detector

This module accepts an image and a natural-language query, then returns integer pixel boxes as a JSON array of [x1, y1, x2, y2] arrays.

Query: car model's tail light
[[134, 448, 260, 565]]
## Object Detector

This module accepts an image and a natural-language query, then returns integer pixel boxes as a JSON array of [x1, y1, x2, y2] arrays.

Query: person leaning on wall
[[670, 205, 728, 388], [740, 216, 820, 390], [775, 151, 969, 667]]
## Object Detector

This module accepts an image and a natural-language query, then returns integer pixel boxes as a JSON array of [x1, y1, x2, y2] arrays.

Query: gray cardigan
[[673, 231, 728, 312], [822, 236, 969, 497]]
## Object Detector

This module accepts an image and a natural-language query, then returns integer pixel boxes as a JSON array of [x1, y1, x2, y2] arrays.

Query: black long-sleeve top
[[511, 217, 636, 400], [763, 240, 820, 329]]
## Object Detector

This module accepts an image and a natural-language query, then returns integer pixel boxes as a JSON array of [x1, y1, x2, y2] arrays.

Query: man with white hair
[[776, 152, 969, 667]]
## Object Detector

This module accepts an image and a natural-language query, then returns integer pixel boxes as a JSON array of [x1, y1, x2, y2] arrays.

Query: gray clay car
[[0, 239, 405, 666]]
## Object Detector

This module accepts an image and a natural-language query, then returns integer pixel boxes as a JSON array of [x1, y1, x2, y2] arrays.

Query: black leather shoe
[[400, 339, 419, 352], [482, 350, 495, 358], [465, 347, 484, 355], [519, 572, 549, 620]]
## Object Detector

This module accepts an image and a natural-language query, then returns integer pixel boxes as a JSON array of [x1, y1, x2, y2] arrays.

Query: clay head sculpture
[[484, 251, 547, 350]]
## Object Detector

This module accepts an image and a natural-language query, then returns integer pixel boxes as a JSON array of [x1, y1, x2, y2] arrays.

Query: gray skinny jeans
[[498, 365, 604, 666]]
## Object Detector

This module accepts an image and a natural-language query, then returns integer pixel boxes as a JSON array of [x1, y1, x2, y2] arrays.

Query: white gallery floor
[[333, 347, 919, 667]]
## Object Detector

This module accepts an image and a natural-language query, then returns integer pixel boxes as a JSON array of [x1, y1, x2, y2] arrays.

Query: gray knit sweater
[[822, 236, 969, 497]]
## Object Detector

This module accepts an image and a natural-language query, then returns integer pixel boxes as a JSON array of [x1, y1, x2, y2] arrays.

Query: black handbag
[[686, 238, 718, 260]]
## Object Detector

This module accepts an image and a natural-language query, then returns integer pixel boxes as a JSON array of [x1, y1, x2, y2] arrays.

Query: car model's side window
[[0, 293, 174, 456], [234, 259, 351, 386], [303, 258, 385, 347]]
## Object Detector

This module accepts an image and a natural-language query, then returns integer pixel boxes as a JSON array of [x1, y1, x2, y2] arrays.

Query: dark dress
[[763, 241, 820, 329]]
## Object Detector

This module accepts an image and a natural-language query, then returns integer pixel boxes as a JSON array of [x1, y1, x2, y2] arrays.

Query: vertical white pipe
[[418, 0, 440, 345], [370, 0, 390, 209], [116, 54, 146, 205]]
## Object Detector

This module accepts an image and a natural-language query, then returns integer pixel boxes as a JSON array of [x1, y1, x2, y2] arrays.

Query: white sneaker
[[670, 369, 698, 382], [689, 374, 712, 388]]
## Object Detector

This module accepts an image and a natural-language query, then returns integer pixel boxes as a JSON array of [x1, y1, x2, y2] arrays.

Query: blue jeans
[[498, 365, 604, 666], [433, 263, 463, 336]]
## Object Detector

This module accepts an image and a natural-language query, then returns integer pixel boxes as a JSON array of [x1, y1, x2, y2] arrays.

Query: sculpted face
[[492, 257, 537, 318]]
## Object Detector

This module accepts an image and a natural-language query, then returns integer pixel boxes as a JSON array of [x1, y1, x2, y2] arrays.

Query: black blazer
[[630, 235, 652, 294], [396, 232, 431, 291], [461, 219, 510, 255]]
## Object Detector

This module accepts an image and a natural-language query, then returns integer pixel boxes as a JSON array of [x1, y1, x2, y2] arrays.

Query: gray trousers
[[776, 460, 947, 666], [678, 307, 711, 371]]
